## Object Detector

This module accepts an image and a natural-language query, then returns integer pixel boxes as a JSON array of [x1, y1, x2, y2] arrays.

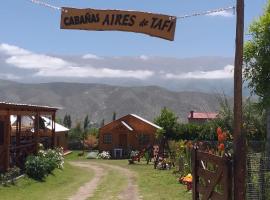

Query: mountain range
[[0, 80, 222, 125]]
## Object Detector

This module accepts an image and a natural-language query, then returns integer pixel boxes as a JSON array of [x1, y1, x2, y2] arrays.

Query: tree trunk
[[265, 107, 270, 169], [267, 108, 270, 144]]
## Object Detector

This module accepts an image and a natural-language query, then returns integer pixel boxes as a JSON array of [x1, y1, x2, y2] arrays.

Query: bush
[[25, 147, 64, 180], [25, 155, 48, 180], [0, 167, 20, 186], [97, 151, 111, 159]]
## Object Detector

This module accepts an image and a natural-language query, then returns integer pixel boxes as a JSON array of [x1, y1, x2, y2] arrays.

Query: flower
[[217, 127, 222, 136], [218, 143, 225, 151]]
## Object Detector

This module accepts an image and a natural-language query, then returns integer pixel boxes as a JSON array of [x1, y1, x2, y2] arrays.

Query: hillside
[[0, 80, 222, 124]]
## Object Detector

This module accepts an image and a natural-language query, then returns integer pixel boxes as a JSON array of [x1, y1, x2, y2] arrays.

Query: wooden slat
[[197, 151, 226, 165], [197, 167, 217, 182], [198, 185, 224, 200]]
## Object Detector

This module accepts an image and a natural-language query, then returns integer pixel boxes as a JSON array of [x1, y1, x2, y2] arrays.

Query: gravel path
[[68, 161, 142, 200]]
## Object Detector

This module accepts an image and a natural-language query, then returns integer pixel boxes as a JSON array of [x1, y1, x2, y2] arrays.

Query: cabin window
[[103, 134, 112, 144], [0, 121, 4, 145], [139, 134, 150, 146]]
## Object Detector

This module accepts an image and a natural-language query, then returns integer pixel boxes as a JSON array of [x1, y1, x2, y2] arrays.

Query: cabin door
[[119, 134, 127, 148]]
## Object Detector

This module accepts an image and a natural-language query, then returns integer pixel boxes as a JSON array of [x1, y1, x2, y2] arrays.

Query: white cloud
[[82, 54, 103, 60], [139, 55, 149, 61], [1, 43, 70, 70], [165, 65, 234, 80], [36, 67, 154, 79], [0, 73, 21, 80], [0, 43, 154, 80], [207, 10, 234, 17]]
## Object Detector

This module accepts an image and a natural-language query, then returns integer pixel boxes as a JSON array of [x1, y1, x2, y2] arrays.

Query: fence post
[[192, 147, 198, 200]]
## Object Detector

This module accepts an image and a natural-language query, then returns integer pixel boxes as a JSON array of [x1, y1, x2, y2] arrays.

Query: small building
[[0, 102, 64, 172], [188, 110, 218, 124], [99, 114, 162, 158]]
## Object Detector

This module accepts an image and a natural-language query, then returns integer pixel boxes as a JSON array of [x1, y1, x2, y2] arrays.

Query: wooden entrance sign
[[60, 7, 177, 41]]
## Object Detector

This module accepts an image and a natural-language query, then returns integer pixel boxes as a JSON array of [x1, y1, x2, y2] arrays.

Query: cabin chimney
[[190, 110, 194, 119]]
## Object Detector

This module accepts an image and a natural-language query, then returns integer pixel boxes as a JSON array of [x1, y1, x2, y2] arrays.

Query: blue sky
[[0, 0, 268, 57]]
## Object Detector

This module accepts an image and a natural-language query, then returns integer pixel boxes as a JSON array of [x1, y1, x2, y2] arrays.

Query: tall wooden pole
[[233, 0, 245, 199]]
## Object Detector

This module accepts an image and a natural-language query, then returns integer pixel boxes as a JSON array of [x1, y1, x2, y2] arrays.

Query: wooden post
[[233, 0, 246, 199], [34, 113, 40, 153], [192, 147, 198, 200], [4, 113, 11, 171], [16, 115, 21, 146], [51, 113, 56, 148]]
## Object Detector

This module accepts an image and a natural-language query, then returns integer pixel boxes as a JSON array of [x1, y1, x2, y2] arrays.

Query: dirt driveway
[[68, 161, 142, 200]]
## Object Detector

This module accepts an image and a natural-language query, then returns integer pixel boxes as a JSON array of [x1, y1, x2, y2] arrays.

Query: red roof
[[188, 112, 218, 119]]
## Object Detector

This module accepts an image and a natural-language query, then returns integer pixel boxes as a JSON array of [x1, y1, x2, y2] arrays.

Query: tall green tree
[[154, 107, 179, 140], [82, 115, 90, 154], [112, 111, 116, 121], [63, 114, 72, 128], [244, 1, 270, 149]]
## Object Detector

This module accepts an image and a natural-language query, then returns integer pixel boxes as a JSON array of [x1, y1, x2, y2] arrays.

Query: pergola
[[0, 102, 58, 171]]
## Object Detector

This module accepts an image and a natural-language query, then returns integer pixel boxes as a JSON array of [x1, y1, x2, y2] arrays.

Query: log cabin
[[99, 114, 162, 158], [0, 102, 68, 172]]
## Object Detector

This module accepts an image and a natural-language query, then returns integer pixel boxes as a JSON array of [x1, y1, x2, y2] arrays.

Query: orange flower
[[218, 134, 223, 142], [218, 143, 225, 151], [217, 127, 222, 136]]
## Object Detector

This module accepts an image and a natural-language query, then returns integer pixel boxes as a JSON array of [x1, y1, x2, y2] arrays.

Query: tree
[[112, 112, 116, 121], [244, 1, 270, 151], [154, 107, 179, 140], [63, 114, 72, 129], [82, 115, 90, 154], [100, 119, 105, 128]]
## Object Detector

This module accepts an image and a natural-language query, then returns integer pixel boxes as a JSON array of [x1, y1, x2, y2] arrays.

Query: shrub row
[[25, 147, 64, 180]]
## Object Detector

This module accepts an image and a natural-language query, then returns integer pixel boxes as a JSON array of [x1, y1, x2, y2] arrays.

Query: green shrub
[[0, 167, 20, 186], [25, 155, 48, 180], [25, 147, 64, 180]]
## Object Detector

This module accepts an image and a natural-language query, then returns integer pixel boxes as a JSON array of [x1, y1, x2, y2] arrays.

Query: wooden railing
[[9, 142, 36, 169], [0, 147, 6, 172], [192, 148, 232, 200]]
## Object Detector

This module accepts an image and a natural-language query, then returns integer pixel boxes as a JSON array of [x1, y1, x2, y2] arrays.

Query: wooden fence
[[192, 148, 232, 200]]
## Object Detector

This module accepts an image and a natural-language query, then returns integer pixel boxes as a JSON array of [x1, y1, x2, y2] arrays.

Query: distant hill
[[0, 80, 222, 125]]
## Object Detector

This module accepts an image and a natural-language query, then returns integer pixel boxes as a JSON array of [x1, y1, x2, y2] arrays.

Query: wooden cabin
[[99, 114, 162, 158], [0, 102, 60, 172]]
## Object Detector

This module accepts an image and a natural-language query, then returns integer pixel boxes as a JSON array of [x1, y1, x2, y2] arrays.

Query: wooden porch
[[0, 102, 58, 172]]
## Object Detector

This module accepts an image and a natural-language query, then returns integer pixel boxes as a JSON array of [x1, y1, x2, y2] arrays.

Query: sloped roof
[[10, 115, 69, 133], [42, 117, 69, 132], [121, 121, 133, 131], [0, 102, 58, 111], [130, 114, 162, 129], [100, 114, 162, 130], [188, 112, 218, 119]]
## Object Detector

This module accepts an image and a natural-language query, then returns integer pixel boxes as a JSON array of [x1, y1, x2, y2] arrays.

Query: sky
[[0, 0, 267, 93], [0, 0, 268, 58]]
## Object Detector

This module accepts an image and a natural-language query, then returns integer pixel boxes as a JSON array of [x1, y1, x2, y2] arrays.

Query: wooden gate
[[192, 148, 232, 200]]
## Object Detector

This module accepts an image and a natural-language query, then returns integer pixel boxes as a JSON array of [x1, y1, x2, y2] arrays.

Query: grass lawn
[[0, 159, 94, 200], [90, 159, 192, 200], [0, 152, 191, 200]]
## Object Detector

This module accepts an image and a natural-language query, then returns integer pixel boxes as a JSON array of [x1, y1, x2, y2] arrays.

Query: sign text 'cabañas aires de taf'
[[60, 7, 177, 41]]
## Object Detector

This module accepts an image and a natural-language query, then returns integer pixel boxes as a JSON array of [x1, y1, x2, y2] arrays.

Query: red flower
[[218, 143, 225, 151], [217, 127, 222, 136]]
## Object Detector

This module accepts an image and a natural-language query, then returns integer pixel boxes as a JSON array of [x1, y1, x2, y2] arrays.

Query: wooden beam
[[34, 113, 40, 153], [51, 113, 56, 148], [4, 113, 10, 171], [233, 0, 246, 199]]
